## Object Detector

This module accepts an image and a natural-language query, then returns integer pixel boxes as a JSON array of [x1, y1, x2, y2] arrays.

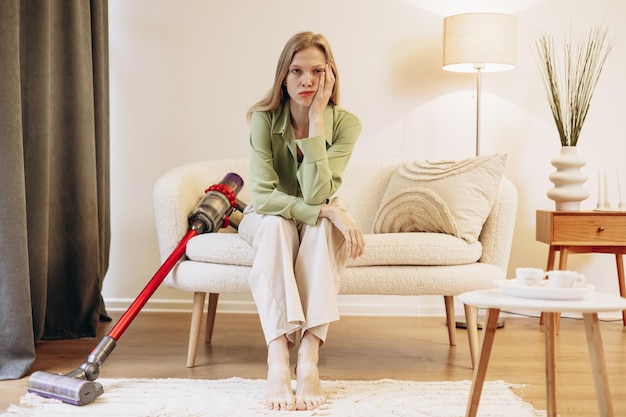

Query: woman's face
[[284, 46, 327, 108]]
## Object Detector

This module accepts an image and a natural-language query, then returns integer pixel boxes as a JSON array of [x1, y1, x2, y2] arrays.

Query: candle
[[598, 169, 604, 207], [604, 171, 609, 207], [618, 169, 623, 206]]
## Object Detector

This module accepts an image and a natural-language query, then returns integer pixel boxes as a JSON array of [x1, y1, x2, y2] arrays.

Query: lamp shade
[[443, 13, 517, 73]]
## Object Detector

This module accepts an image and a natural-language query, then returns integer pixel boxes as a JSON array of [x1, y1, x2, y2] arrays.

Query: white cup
[[515, 267, 545, 286], [546, 270, 586, 288]]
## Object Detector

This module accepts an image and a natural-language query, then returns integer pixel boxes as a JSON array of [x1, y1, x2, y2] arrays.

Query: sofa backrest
[[336, 160, 400, 231], [175, 158, 398, 232], [166, 158, 511, 234]]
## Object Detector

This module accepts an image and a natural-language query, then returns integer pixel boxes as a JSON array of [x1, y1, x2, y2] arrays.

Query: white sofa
[[153, 158, 517, 368]]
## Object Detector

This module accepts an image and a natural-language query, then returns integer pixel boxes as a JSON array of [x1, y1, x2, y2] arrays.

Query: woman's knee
[[301, 218, 335, 240], [255, 215, 299, 246], [259, 214, 297, 234]]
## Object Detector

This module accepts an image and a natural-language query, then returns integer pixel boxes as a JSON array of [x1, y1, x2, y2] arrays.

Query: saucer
[[495, 279, 595, 300]]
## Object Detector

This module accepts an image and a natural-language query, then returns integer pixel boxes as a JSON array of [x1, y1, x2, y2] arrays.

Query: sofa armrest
[[478, 177, 518, 270]]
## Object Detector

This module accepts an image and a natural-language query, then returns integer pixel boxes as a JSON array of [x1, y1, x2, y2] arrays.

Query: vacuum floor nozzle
[[27, 371, 104, 406]]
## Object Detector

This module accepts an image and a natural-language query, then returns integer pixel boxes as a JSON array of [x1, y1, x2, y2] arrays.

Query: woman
[[238, 31, 365, 411]]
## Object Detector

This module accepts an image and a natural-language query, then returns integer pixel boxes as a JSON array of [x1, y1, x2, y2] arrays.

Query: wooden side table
[[536, 210, 626, 325]]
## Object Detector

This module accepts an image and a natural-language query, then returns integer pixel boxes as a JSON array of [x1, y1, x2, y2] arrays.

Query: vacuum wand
[[28, 172, 245, 406]]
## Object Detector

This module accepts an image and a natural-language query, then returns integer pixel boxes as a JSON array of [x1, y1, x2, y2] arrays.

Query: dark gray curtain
[[0, 1, 110, 380]]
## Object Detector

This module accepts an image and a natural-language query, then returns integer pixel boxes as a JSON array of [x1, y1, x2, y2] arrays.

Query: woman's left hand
[[319, 204, 365, 259]]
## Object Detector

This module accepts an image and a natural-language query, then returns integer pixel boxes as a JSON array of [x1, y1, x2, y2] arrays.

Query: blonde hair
[[247, 32, 340, 121]]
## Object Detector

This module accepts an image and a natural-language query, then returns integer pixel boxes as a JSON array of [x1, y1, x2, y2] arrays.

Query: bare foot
[[295, 332, 326, 410], [264, 336, 295, 411]]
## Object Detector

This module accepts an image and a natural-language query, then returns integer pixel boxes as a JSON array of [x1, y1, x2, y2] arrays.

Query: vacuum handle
[[107, 229, 197, 341], [107, 172, 244, 342]]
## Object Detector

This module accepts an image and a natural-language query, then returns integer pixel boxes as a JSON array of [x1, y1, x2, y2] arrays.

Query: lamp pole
[[475, 65, 483, 157]]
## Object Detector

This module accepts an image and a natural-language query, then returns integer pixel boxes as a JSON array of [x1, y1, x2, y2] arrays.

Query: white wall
[[104, 0, 626, 316]]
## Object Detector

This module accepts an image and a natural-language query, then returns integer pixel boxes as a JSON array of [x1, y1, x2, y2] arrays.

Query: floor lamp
[[442, 13, 517, 328], [443, 12, 517, 156]]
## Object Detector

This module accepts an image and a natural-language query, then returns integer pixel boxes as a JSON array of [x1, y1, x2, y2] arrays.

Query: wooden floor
[[1, 311, 624, 416]]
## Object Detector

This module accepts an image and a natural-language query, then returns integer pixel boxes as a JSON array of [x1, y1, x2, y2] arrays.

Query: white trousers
[[238, 207, 347, 347]]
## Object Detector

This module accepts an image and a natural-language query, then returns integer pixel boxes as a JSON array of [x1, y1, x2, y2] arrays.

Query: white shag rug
[[3, 377, 545, 417]]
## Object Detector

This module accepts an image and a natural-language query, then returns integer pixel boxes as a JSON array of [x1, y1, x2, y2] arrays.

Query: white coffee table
[[459, 288, 626, 417]]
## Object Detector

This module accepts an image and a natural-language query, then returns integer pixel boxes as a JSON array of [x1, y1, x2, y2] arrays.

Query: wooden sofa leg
[[186, 292, 206, 368], [443, 296, 457, 346], [205, 293, 219, 344], [464, 303, 479, 370]]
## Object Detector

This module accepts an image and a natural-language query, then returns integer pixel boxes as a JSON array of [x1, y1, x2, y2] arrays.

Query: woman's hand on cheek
[[309, 64, 335, 119], [321, 64, 335, 99]]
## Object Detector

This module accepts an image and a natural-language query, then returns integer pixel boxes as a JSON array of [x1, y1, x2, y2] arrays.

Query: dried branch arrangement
[[533, 24, 615, 146]]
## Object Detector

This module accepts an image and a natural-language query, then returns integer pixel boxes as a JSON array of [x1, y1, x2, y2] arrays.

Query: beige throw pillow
[[373, 154, 507, 243]]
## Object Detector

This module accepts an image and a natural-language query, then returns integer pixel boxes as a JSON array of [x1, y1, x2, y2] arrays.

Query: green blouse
[[248, 100, 362, 225]]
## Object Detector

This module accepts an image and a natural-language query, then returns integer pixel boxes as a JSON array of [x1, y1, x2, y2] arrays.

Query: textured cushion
[[372, 154, 507, 243], [185, 232, 482, 267]]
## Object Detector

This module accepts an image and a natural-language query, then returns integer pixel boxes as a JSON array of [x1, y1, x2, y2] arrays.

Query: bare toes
[[296, 396, 323, 410], [266, 400, 296, 411]]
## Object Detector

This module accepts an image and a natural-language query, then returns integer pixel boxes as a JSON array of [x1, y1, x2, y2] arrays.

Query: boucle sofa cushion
[[372, 154, 506, 243], [185, 232, 482, 267]]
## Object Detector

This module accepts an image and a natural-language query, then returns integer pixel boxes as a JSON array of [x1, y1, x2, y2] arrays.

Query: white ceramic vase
[[547, 146, 589, 211]]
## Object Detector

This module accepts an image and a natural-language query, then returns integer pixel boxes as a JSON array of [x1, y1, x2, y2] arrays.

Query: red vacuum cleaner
[[27, 172, 245, 405]]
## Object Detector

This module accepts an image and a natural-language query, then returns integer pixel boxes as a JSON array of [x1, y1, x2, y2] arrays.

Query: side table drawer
[[553, 215, 626, 244]]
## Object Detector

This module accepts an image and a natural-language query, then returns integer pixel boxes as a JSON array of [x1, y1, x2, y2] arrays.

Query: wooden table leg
[[541, 246, 558, 326], [557, 247, 569, 270], [583, 312, 614, 417], [464, 304, 479, 370], [465, 308, 500, 417], [615, 254, 626, 326], [553, 248, 570, 333], [540, 249, 567, 333], [546, 246, 557, 272], [544, 312, 558, 417]]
